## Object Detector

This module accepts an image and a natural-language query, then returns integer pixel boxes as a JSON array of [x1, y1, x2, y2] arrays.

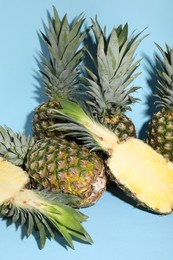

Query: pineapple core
[[108, 138, 173, 214], [0, 157, 29, 204]]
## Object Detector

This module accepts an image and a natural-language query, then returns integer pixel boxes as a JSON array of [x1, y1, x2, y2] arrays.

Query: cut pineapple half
[[0, 157, 29, 204], [0, 156, 92, 249], [108, 138, 173, 214], [50, 99, 173, 215]]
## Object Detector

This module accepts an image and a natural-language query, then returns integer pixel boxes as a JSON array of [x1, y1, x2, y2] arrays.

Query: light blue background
[[0, 1, 173, 259]]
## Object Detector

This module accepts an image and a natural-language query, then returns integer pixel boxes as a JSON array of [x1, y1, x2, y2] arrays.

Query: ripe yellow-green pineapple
[[33, 6, 88, 139], [0, 156, 93, 249], [0, 126, 106, 208], [146, 43, 173, 161], [50, 99, 173, 215], [29, 7, 107, 207], [80, 18, 146, 141]]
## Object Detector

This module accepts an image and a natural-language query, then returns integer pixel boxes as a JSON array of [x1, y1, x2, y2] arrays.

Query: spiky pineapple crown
[[154, 43, 173, 110], [0, 125, 34, 167], [39, 6, 88, 101], [81, 17, 147, 118]]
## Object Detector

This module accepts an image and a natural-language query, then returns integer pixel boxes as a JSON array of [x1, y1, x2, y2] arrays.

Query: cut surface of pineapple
[[0, 157, 29, 204], [108, 138, 173, 214], [0, 156, 92, 249], [50, 99, 173, 214]]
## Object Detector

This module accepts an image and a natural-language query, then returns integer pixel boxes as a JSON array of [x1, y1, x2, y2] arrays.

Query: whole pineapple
[[29, 7, 107, 207], [0, 126, 106, 208], [33, 6, 87, 139], [146, 43, 173, 161], [80, 18, 147, 141]]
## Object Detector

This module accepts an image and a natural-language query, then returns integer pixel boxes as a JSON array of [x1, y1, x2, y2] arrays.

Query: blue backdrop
[[0, 1, 173, 259]]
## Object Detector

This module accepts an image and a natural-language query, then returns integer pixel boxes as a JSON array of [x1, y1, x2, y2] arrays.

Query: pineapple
[[50, 99, 173, 214], [33, 6, 87, 139], [0, 156, 93, 249], [146, 43, 173, 161], [30, 7, 107, 207], [0, 126, 106, 208], [80, 18, 147, 141]]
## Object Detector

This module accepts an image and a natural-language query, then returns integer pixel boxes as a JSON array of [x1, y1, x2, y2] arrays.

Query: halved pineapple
[[50, 99, 173, 215], [108, 138, 173, 214], [0, 156, 92, 249]]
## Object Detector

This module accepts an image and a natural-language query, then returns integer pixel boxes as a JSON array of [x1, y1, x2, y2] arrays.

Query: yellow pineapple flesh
[[0, 157, 29, 204], [108, 138, 173, 214]]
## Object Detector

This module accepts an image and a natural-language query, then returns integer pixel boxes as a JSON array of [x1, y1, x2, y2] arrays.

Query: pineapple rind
[[32, 101, 64, 139], [103, 113, 136, 141], [147, 109, 173, 162], [26, 138, 106, 207]]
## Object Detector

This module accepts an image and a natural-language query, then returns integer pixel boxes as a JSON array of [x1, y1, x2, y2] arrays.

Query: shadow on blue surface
[[106, 182, 161, 216], [1, 215, 76, 250]]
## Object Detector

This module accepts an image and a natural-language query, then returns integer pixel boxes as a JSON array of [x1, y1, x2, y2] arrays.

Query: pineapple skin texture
[[32, 101, 63, 140], [104, 113, 136, 141], [26, 138, 106, 208], [32, 102, 107, 208], [147, 109, 173, 162]]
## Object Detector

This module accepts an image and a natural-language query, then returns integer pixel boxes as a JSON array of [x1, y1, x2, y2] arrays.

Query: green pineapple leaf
[[80, 18, 148, 117], [0, 125, 34, 166], [0, 189, 93, 249]]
